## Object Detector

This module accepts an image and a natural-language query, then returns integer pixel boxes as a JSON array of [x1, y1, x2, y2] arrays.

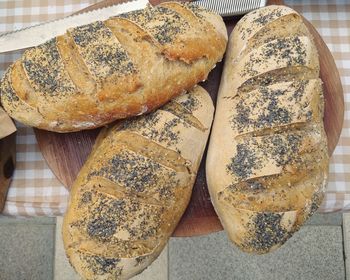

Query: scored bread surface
[[63, 86, 214, 280], [0, 2, 226, 132], [206, 5, 329, 254]]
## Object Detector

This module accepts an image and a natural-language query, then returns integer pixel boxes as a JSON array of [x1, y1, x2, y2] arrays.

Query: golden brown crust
[[0, 3, 226, 133], [63, 86, 214, 279], [206, 5, 329, 254]]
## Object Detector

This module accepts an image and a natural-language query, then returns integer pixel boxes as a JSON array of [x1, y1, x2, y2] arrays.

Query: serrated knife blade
[[0, 0, 149, 53], [0, 0, 267, 53], [196, 0, 266, 17]]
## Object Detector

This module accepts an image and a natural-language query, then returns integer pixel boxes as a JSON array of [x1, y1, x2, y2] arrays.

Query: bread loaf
[[206, 5, 329, 254], [0, 2, 226, 132], [63, 86, 214, 279]]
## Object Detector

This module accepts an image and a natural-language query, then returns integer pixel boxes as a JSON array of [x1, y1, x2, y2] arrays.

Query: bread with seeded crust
[[63, 86, 214, 279], [206, 5, 329, 254], [0, 2, 226, 133]]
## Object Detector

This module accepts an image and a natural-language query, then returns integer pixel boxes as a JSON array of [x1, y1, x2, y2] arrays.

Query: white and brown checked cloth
[[0, 0, 349, 216]]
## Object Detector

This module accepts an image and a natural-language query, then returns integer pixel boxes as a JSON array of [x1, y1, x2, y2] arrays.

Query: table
[[0, 0, 349, 216]]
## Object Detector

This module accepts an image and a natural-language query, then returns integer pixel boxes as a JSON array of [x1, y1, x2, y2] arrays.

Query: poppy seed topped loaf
[[0, 2, 226, 132], [206, 5, 329, 254], [63, 86, 214, 279]]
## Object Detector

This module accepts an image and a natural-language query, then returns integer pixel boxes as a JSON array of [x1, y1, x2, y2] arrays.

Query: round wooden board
[[35, 0, 344, 237]]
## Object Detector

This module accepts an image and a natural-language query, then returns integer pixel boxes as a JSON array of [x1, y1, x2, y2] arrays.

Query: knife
[[0, 0, 266, 53]]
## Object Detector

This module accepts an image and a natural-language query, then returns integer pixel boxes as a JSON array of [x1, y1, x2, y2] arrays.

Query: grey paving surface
[[343, 213, 350, 280], [306, 212, 343, 226], [0, 216, 55, 280], [0, 215, 55, 224], [0, 214, 345, 280], [54, 217, 80, 280], [133, 245, 168, 280], [169, 226, 345, 280]]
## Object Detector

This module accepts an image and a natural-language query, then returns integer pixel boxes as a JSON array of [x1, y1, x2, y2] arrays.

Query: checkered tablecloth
[[0, 0, 349, 216]]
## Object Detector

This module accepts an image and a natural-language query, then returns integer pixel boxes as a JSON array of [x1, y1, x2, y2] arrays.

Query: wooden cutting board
[[35, 0, 344, 237]]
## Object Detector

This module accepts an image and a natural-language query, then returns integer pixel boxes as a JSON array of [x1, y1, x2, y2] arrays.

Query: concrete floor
[[0, 213, 346, 280]]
